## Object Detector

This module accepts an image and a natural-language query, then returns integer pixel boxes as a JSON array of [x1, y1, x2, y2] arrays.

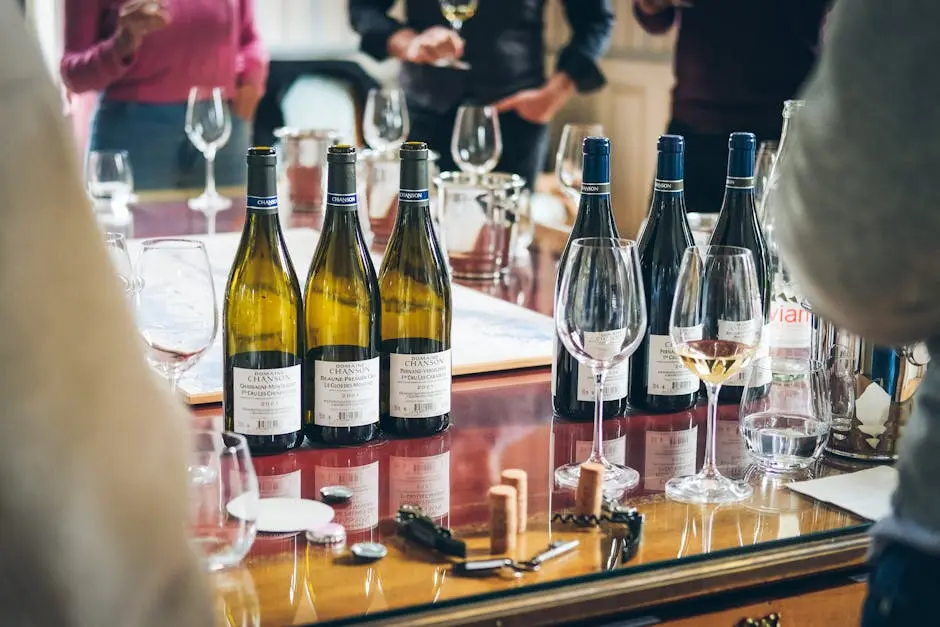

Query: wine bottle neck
[[396, 160, 432, 223], [650, 150, 685, 217], [720, 144, 756, 214], [246, 159, 278, 215]]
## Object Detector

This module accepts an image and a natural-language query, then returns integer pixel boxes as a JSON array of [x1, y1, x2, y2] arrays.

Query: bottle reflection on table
[[210, 567, 260, 627], [715, 403, 751, 474], [676, 502, 744, 559], [312, 442, 386, 544], [304, 543, 387, 621], [550, 415, 630, 510], [627, 409, 702, 496], [386, 430, 453, 527]]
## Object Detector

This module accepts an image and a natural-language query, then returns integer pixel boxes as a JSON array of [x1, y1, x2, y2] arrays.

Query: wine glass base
[[188, 193, 232, 212], [665, 473, 753, 505], [554, 462, 639, 499]]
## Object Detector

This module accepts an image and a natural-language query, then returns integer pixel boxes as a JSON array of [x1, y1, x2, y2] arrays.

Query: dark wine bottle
[[304, 145, 381, 445], [378, 142, 452, 437], [630, 135, 700, 413], [708, 132, 773, 403], [552, 136, 627, 422], [224, 147, 304, 455]]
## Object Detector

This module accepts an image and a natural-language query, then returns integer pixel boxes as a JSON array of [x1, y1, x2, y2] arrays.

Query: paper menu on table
[[128, 228, 555, 404], [786, 465, 897, 521]]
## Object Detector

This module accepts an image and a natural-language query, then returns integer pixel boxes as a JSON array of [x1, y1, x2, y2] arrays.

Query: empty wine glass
[[189, 430, 258, 571], [186, 86, 233, 230], [555, 123, 604, 205], [668, 245, 763, 503], [554, 237, 647, 496], [436, 0, 477, 70], [451, 105, 502, 176], [86, 149, 133, 214], [363, 88, 410, 154], [740, 357, 831, 471], [104, 232, 140, 294], [135, 238, 218, 394], [828, 345, 857, 439], [754, 140, 778, 216]]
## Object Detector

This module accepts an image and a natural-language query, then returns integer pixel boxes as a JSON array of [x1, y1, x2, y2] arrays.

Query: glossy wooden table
[[131, 191, 873, 627]]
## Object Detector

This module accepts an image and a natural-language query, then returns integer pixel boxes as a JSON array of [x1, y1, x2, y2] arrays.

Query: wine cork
[[575, 462, 604, 518], [500, 469, 528, 533], [488, 485, 518, 554]]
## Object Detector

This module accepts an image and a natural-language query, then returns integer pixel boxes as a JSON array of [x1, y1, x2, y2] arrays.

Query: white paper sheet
[[786, 465, 897, 521]]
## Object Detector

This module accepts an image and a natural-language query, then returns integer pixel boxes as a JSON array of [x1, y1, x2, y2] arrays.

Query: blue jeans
[[861, 542, 940, 625], [89, 99, 251, 190]]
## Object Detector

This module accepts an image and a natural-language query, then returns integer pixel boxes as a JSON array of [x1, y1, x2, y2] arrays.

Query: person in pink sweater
[[61, 0, 269, 190]]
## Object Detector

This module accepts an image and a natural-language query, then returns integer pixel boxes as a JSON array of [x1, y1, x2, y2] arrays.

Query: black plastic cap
[[401, 141, 429, 160], [583, 136, 610, 155], [328, 143, 357, 164], [658, 134, 684, 154], [247, 146, 277, 166], [728, 132, 757, 151]]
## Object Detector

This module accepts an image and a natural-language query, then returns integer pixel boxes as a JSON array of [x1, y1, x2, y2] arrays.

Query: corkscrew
[[395, 504, 467, 558], [452, 540, 580, 578]]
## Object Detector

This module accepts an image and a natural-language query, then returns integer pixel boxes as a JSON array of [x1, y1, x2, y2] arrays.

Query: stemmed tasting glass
[[363, 88, 410, 154], [134, 238, 218, 395], [451, 105, 502, 176], [436, 0, 477, 69], [554, 237, 647, 496], [739, 357, 831, 471], [86, 149, 134, 217], [185, 86, 233, 232], [555, 123, 604, 208], [668, 245, 762, 503], [104, 232, 140, 294], [754, 140, 778, 218], [189, 430, 259, 571]]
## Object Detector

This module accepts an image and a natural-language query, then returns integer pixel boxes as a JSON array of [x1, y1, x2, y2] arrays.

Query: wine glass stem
[[589, 366, 608, 464], [167, 371, 181, 396], [702, 382, 721, 479], [452, 20, 463, 34], [205, 152, 218, 199]]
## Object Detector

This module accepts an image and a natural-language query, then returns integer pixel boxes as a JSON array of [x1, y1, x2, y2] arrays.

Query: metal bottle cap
[[306, 522, 347, 546], [350, 542, 388, 561], [319, 485, 354, 505]]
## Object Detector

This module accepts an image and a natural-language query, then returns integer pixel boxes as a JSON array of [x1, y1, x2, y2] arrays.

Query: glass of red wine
[[135, 238, 218, 394], [668, 245, 762, 504]]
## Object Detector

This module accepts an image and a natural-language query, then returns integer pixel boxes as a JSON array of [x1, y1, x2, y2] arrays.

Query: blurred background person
[[634, 0, 830, 214], [61, 0, 268, 190], [349, 0, 614, 189], [0, 1, 212, 624], [773, 2, 940, 624]]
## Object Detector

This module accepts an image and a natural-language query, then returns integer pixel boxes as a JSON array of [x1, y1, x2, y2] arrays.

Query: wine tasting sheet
[[129, 229, 555, 404]]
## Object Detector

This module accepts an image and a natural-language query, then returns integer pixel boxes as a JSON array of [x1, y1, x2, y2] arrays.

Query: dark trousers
[[861, 542, 940, 625], [407, 100, 550, 190], [665, 120, 780, 214]]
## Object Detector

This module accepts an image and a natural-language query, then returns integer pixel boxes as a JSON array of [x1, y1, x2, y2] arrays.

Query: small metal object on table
[[319, 485, 354, 505], [396, 504, 467, 558], [350, 542, 388, 562]]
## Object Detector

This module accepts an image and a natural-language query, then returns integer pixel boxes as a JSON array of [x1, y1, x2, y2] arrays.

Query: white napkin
[[786, 465, 897, 521]]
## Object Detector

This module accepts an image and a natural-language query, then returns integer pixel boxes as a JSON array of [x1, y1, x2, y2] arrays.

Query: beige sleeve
[[775, 0, 940, 345], [0, 6, 213, 626]]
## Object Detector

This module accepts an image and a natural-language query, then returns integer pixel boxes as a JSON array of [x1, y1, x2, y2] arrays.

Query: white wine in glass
[[436, 0, 477, 70]]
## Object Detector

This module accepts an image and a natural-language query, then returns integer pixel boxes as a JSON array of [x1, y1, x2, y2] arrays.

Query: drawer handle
[[736, 613, 780, 627]]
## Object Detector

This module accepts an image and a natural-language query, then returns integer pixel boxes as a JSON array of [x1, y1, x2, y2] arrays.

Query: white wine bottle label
[[315, 462, 380, 531], [390, 350, 452, 418], [313, 358, 380, 427], [247, 195, 278, 212], [399, 188, 430, 203], [258, 469, 302, 500], [233, 365, 302, 435], [327, 192, 358, 209], [576, 328, 629, 401], [648, 332, 701, 396], [769, 301, 812, 349], [389, 452, 450, 520], [575, 435, 626, 466], [718, 320, 772, 387], [644, 427, 698, 491]]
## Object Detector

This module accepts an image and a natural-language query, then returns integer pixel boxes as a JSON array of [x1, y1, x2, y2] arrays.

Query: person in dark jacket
[[349, 0, 614, 188]]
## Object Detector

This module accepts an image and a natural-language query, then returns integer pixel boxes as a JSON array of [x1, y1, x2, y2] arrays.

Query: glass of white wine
[[185, 86, 233, 232], [668, 245, 762, 504], [134, 238, 219, 394], [437, 0, 477, 70]]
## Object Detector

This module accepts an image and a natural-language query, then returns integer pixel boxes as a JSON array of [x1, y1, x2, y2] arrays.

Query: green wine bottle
[[304, 145, 381, 445], [378, 141, 452, 437], [224, 146, 304, 455]]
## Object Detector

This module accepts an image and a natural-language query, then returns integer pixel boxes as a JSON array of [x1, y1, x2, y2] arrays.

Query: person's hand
[[492, 73, 576, 125], [114, 0, 171, 59], [403, 26, 465, 65], [232, 82, 264, 121]]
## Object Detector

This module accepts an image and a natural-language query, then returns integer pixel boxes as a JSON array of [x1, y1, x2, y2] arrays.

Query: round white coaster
[[227, 497, 334, 533]]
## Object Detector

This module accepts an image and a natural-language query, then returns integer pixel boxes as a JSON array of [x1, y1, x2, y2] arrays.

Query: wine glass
[[189, 430, 259, 571], [554, 237, 647, 496], [668, 245, 763, 503], [135, 238, 218, 394], [555, 123, 604, 206], [436, 0, 477, 70], [185, 86, 233, 231], [86, 149, 133, 214], [363, 88, 410, 154], [104, 232, 140, 294], [754, 140, 778, 216], [740, 357, 831, 471], [451, 105, 502, 176], [827, 345, 857, 442]]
